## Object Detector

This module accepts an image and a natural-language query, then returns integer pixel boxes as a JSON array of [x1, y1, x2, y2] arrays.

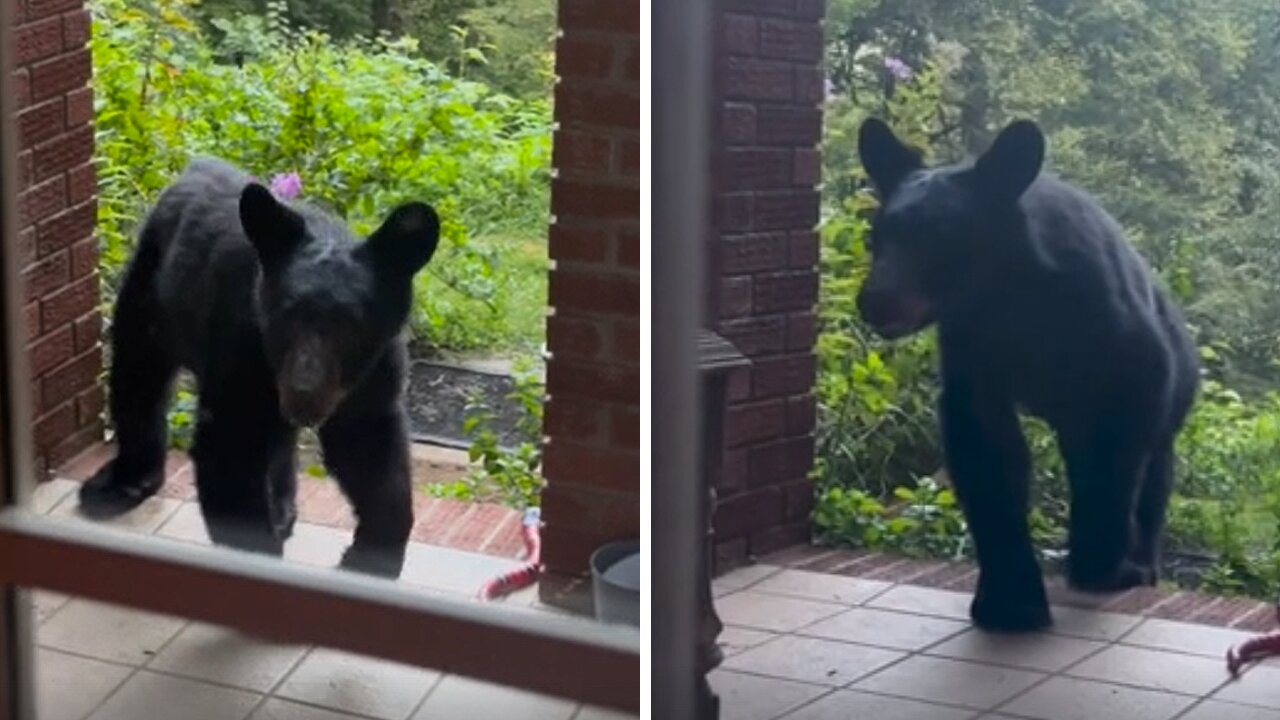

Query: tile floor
[[26, 475, 636, 720], [712, 564, 1280, 720]]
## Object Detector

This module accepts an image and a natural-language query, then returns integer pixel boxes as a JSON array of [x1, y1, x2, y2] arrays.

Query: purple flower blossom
[[269, 172, 303, 200], [884, 56, 913, 81]]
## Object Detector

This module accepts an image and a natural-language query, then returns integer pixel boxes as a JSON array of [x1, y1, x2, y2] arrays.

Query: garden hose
[[477, 507, 542, 601]]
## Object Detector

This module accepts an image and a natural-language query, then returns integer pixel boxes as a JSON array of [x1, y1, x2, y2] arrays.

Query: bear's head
[[238, 184, 440, 427], [855, 117, 1045, 339]]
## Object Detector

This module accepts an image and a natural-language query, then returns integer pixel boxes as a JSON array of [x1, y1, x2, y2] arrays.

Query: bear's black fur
[[856, 119, 1199, 631], [79, 157, 440, 579]]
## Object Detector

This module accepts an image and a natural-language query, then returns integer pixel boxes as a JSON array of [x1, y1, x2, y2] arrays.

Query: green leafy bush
[[92, 0, 551, 353]]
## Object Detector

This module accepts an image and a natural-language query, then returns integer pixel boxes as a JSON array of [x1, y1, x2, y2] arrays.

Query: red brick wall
[[9, 0, 102, 479], [709, 0, 823, 571], [539, 0, 640, 581]]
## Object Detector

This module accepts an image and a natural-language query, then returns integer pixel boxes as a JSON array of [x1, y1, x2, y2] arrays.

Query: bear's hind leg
[[319, 412, 413, 579], [1127, 438, 1174, 586], [1063, 427, 1153, 593], [79, 245, 177, 518]]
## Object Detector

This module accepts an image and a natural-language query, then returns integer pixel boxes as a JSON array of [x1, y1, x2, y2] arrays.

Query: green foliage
[[456, 0, 556, 98], [195, 0, 557, 100], [165, 386, 198, 450], [426, 362, 544, 509], [814, 25, 1280, 600], [92, 0, 551, 353], [824, 0, 1280, 388], [815, 476, 967, 559]]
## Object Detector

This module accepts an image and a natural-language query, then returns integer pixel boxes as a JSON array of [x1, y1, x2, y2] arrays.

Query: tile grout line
[[726, 562, 1280, 718], [982, 634, 1118, 717], [983, 610, 1216, 718], [71, 615, 195, 720], [761, 686, 841, 720], [398, 668, 449, 720], [725, 578, 1243, 717]]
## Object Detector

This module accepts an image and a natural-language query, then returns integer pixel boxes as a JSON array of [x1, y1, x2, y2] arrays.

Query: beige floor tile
[[865, 585, 971, 620], [34, 648, 132, 720], [275, 647, 439, 720], [147, 622, 307, 692], [715, 591, 844, 633], [250, 698, 368, 720], [30, 590, 69, 625], [709, 669, 827, 720], [750, 570, 890, 605], [718, 626, 778, 657], [283, 523, 350, 568], [50, 494, 183, 534], [1122, 618, 1256, 658], [1213, 663, 1280, 708], [713, 565, 783, 593], [85, 670, 260, 720], [413, 674, 576, 719], [777, 689, 973, 720], [799, 607, 968, 651], [927, 628, 1105, 672], [155, 502, 211, 544], [1177, 696, 1280, 712], [32, 478, 78, 514], [1001, 676, 1195, 720], [853, 656, 1043, 710], [574, 706, 640, 720], [1046, 605, 1141, 641], [400, 542, 525, 596], [1066, 644, 1225, 696], [723, 634, 904, 686], [1181, 700, 1280, 720], [38, 598, 186, 665], [713, 584, 739, 599]]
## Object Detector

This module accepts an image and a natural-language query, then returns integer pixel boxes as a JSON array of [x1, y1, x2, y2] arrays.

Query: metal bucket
[[590, 539, 641, 627]]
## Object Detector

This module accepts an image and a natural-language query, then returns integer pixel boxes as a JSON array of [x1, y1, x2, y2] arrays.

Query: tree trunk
[[372, 0, 401, 38]]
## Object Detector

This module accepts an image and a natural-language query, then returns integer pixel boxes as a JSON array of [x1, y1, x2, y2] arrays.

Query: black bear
[[855, 118, 1199, 631], [79, 157, 440, 579]]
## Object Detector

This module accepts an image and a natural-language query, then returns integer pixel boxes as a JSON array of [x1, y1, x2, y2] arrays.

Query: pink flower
[[884, 56, 913, 81], [270, 172, 302, 200]]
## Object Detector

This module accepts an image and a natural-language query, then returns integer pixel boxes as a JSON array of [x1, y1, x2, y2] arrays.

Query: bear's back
[[146, 158, 266, 373]]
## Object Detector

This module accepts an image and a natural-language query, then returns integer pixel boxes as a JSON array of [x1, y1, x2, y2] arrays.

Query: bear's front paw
[[970, 586, 1052, 633], [77, 460, 164, 519]]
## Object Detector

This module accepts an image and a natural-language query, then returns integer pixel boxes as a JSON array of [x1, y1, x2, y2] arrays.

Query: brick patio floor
[[24, 444, 635, 720], [712, 547, 1280, 720]]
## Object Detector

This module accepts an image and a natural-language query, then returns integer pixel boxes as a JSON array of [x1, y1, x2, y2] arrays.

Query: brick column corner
[[10, 0, 103, 480], [709, 0, 824, 573], [539, 0, 640, 606]]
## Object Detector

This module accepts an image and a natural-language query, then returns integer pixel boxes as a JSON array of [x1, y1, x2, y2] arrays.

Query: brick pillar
[[9, 0, 102, 479], [539, 0, 640, 596], [709, 0, 823, 572]]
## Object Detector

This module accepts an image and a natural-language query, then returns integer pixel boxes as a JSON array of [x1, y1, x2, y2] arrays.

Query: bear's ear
[[240, 183, 307, 267], [858, 117, 924, 196], [360, 202, 441, 277], [973, 120, 1044, 203]]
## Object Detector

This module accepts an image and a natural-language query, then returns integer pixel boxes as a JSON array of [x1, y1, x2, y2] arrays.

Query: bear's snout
[[857, 286, 933, 339], [280, 388, 339, 427], [279, 339, 341, 426]]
